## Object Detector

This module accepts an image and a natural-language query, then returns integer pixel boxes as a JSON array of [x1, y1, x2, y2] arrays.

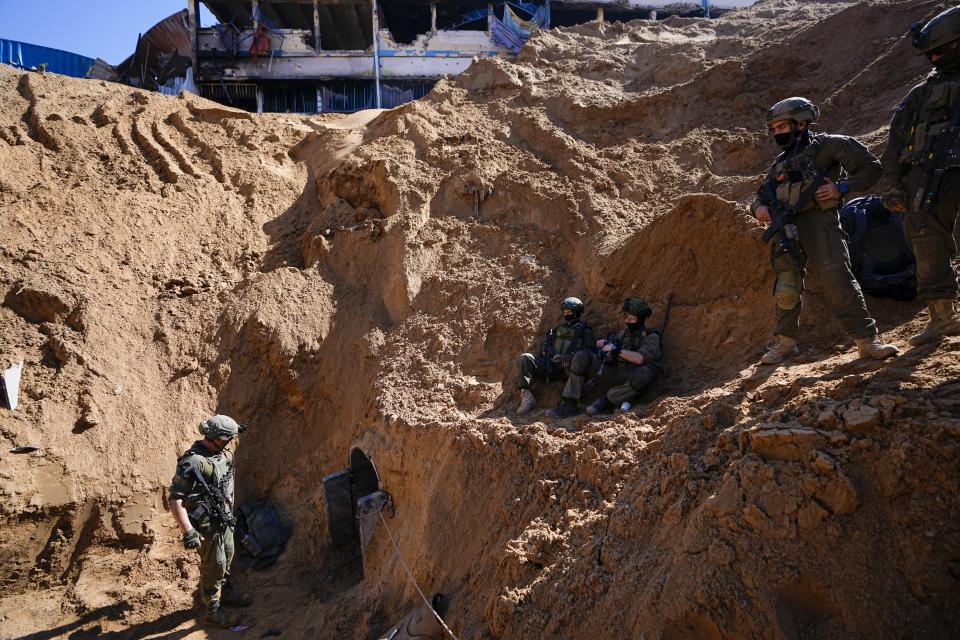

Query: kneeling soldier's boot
[[517, 389, 536, 416], [203, 603, 240, 628], [908, 299, 960, 346], [549, 397, 579, 419], [586, 396, 614, 416], [760, 335, 798, 365], [855, 336, 900, 360]]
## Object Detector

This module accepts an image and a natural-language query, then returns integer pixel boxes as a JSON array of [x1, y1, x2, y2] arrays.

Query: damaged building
[[176, 1, 738, 113]]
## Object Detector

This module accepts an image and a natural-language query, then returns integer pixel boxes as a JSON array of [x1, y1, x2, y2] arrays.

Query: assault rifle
[[760, 175, 826, 271], [542, 328, 556, 382], [183, 462, 237, 530], [914, 89, 960, 225]]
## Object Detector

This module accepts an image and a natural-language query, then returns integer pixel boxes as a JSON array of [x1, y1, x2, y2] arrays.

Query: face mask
[[774, 127, 809, 150], [931, 45, 960, 72], [774, 131, 795, 147]]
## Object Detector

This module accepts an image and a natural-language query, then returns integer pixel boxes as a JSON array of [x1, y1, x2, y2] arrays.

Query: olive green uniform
[[564, 327, 662, 404], [752, 133, 882, 340], [518, 320, 594, 389], [881, 71, 960, 301], [169, 441, 236, 608]]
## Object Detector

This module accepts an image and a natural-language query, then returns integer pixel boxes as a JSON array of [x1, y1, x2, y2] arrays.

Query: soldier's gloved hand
[[182, 528, 202, 550], [882, 188, 909, 213]]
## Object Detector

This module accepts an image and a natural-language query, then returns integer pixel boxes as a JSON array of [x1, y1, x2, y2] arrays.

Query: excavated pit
[[2, 1, 960, 638]]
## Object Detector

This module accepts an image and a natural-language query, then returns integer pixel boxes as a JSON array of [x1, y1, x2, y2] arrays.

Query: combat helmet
[[561, 297, 584, 317], [198, 415, 243, 441], [912, 6, 960, 54], [622, 298, 652, 320], [765, 97, 820, 127]]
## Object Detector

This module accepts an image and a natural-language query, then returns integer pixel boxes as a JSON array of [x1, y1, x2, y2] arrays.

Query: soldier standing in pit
[[169, 415, 252, 628], [516, 297, 595, 417], [561, 298, 663, 416], [881, 5, 960, 344], [751, 97, 900, 364]]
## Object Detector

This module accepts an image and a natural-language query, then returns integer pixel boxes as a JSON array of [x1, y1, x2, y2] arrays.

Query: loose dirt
[[1, 1, 959, 638]]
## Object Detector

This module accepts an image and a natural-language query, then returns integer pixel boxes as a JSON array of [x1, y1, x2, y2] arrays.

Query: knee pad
[[774, 270, 802, 310]]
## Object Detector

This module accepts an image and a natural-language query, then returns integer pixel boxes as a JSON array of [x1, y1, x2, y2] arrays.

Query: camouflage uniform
[[517, 319, 595, 389], [752, 133, 883, 340], [169, 440, 236, 609], [565, 326, 662, 406], [881, 69, 960, 302]]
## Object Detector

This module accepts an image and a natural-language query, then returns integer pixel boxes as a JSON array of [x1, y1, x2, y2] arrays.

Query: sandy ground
[[1, 0, 959, 638]]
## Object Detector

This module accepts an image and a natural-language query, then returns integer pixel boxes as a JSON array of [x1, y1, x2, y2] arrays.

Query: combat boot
[[760, 335, 798, 365], [516, 389, 536, 416], [548, 397, 579, 419], [855, 337, 900, 360], [908, 299, 960, 346], [203, 603, 240, 628], [585, 396, 614, 416]]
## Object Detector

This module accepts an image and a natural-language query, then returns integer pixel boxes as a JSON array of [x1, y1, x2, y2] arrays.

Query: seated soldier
[[563, 298, 662, 416], [516, 297, 594, 417], [839, 195, 917, 301]]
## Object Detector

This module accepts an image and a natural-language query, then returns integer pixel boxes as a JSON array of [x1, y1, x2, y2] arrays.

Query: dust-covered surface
[[1, 1, 959, 638]]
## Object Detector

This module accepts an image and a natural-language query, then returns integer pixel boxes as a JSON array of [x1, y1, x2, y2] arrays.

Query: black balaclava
[[625, 315, 648, 333], [774, 125, 810, 151], [931, 44, 960, 73]]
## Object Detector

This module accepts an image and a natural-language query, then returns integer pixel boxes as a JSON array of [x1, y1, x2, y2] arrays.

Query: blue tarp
[[0, 39, 94, 78]]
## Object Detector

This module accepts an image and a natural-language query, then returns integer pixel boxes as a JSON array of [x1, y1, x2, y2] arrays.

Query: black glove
[[183, 528, 202, 550]]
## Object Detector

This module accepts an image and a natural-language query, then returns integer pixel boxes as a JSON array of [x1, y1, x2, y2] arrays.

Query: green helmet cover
[[765, 97, 820, 126], [622, 298, 652, 318], [912, 6, 960, 54], [561, 297, 584, 315], [198, 414, 240, 441]]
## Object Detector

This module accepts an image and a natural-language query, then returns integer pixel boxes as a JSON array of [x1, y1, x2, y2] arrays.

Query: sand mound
[[2, 1, 959, 638]]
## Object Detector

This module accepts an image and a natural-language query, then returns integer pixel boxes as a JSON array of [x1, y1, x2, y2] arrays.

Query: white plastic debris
[[1, 361, 23, 411]]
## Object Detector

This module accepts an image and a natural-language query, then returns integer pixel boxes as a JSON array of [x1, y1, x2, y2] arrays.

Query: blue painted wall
[[0, 38, 94, 78]]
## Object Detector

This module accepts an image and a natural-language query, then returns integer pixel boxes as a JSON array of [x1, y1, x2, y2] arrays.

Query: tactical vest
[[902, 79, 960, 167], [178, 443, 235, 529], [553, 321, 585, 355], [770, 136, 838, 213]]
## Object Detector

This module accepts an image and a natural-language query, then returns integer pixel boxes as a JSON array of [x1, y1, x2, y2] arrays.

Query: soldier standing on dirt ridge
[[881, 5, 960, 345], [168, 415, 252, 628], [750, 97, 900, 365], [516, 297, 595, 418]]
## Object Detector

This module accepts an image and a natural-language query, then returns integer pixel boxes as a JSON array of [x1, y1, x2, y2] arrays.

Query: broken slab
[[4, 279, 85, 330], [748, 425, 824, 462], [842, 404, 881, 434]]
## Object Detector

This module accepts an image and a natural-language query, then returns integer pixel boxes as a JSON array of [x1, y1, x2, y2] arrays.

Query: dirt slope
[[2, 1, 959, 638]]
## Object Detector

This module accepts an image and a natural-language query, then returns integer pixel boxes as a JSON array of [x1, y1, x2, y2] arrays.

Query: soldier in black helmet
[[516, 297, 594, 417], [169, 415, 252, 627], [560, 298, 663, 416], [880, 5, 960, 345], [751, 97, 899, 365]]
